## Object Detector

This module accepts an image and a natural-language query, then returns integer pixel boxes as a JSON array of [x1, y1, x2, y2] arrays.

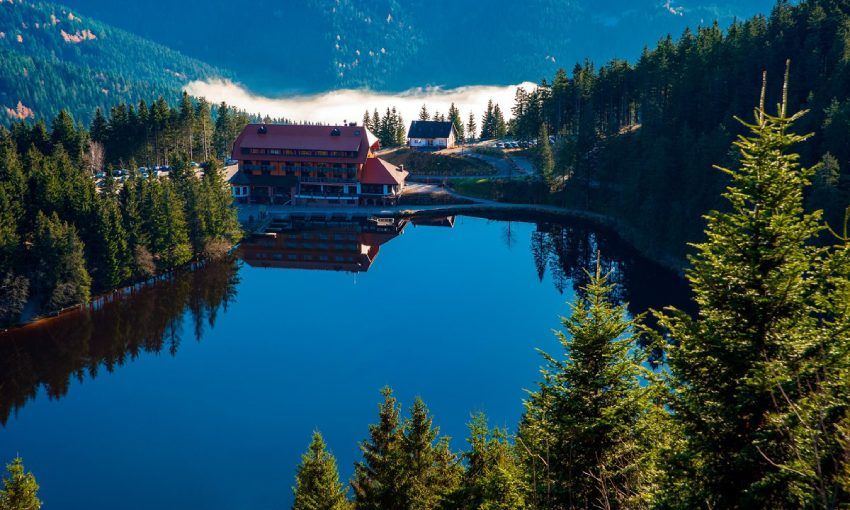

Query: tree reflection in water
[[0, 259, 240, 425]]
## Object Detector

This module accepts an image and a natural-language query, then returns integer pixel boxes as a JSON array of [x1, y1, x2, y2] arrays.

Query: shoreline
[[240, 199, 688, 274], [3, 200, 685, 334]]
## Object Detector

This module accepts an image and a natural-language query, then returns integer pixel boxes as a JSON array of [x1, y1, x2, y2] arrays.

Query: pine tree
[[536, 124, 555, 188], [90, 107, 107, 144], [90, 196, 131, 289], [394, 113, 406, 147], [371, 110, 381, 135], [31, 211, 92, 311], [481, 100, 495, 140], [448, 103, 464, 142], [493, 105, 507, 139], [50, 110, 81, 161], [0, 457, 41, 510], [419, 104, 430, 121], [362, 110, 372, 131], [657, 67, 847, 508], [293, 432, 349, 510], [352, 387, 404, 509], [466, 112, 477, 142], [213, 102, 232, 160], [141, 178, 192, 269], [179, 92, 195, 160], [399, 397, 454, 509], [459, 413, 527, 510], [520, 263, 665, 509]]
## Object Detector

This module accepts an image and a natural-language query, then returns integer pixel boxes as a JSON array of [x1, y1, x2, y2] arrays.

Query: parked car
[[495, 142, 505, 148], [111, 169, 126, 178], [225, 159, 238, 166], [95, 171, 106, 179], [190, 161, 201, 168]]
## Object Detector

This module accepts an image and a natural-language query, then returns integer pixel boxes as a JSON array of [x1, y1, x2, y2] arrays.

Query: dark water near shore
[[0, 216, 690, 510]]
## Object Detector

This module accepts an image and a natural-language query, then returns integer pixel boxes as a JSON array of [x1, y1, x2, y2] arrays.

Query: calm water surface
[[0, 216, 689, 510]]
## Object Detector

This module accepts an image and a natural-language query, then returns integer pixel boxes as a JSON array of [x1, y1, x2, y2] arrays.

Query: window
[[269, 149, 281, 155]]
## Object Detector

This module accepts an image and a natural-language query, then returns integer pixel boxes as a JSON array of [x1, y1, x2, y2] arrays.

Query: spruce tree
[[351, 387, 404, 509], [31, 211, 92, 311], [90, 196, 131, 289], [419, 104, 430, 121], [371, 110, 381, 135], [520, 264, 665, 509], [536, 124, 555, 188], [657, 67, 846, 508], [0, 457, 41, 510], [293, 432, 349, 510], [399, 397, 458, 509], [466, 112, 477, 142], [459, 413, 527, 510], [448, 103, 464, 142]]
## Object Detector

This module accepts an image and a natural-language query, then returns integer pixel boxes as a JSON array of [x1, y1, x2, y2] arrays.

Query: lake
[[0, 215, 690, 510]]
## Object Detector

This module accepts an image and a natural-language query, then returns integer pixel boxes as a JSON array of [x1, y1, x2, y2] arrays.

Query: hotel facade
[[229, 123, 408, 206]]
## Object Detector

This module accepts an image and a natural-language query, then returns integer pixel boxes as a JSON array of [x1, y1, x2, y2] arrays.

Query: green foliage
[[351, 387, 404, 509], [458, 413, 527, 510], [510, 0, 850, 262], [480, 100, 507, 140], [448, 103, 465, 143], [535, 124, 554, 188], [0, 457, 41, 510], [31, 211, 92, 310], [0, 1, 229, 126], [0, 104, 243, 324], [656, 69, 850, 508], [520, 266, 666, 509], [369, 107, 405, 148], [352, 389, 461, 510], [293, 432, 349, 510]]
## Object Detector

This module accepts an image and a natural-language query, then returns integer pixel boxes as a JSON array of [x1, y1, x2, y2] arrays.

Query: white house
[[407, 121, 457, 150]]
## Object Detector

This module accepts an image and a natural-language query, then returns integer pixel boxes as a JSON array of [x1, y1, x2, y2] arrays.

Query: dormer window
[[330, 128, 341, 136]]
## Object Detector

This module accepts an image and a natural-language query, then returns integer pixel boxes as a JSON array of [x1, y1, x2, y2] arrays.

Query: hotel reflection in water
[[238, 216, 455, 273]]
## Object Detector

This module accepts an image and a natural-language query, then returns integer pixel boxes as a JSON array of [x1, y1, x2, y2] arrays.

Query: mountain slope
[[58, 0, 775, 93], [0, 0, 230, 125]]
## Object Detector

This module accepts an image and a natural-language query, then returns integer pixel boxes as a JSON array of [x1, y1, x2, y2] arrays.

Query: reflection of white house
[[407, 121, 457, 150]]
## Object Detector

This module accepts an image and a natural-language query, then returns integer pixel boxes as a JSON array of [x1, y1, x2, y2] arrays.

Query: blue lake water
[[0, 215, 689, 509]]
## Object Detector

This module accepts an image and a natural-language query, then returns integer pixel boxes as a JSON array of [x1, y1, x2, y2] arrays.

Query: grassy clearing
[[382, 148, 497, 176]]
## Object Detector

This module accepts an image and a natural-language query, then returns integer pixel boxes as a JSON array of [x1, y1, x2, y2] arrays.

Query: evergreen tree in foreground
[[0, 457, 41, 510], [351, 387, 404, 509], [657, 65, 850, 508], [293, 432, 349, 510], [519, 262, 666, 509], [351, 389, 461, 510], [458, 413, 527, 510]]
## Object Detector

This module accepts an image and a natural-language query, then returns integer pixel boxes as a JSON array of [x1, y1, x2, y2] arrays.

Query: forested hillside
[[58, 0, 773, 93], [0, 101, 244, 327], [509, 0, 850, 263], [0, 0, 229, 125]]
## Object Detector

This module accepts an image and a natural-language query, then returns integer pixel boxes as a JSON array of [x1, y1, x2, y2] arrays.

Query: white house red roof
[[360, 158, 408, 186]]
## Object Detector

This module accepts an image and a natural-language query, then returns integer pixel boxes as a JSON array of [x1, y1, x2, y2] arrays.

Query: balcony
[[298, 176, 358, 184]]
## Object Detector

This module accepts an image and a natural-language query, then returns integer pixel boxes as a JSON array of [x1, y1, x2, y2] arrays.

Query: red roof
[[232, 124, 380, 162], [360, 158, 408, 186]]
